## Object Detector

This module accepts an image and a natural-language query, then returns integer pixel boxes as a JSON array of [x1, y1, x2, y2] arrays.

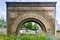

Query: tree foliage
[[0, 18, 6, 28], [23, 22, 39, 30]]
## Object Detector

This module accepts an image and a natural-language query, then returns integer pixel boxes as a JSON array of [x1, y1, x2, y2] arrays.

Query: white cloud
[[0, 11, 6, 21], [58, 21, 60, 24], [6, 0, 16, 2]]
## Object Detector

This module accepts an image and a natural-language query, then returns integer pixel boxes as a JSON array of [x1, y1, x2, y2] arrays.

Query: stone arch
[[11, 13, 51, 34], [16, 18, 47, 34]]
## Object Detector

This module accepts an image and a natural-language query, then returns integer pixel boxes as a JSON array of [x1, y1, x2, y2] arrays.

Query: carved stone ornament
[[9, 12, 16, 18]]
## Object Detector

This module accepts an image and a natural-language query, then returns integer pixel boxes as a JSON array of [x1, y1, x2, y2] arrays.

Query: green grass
[[0, 33, 59, 40]]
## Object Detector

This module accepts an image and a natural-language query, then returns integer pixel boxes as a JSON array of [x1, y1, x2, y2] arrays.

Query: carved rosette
[[9, 12, 17, 18]]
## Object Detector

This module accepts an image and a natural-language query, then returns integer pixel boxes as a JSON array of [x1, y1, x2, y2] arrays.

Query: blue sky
[[0, 0, 60, 24]]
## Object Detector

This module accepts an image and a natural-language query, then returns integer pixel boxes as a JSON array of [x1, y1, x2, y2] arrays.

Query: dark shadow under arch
[[15, 18, 47, 34]]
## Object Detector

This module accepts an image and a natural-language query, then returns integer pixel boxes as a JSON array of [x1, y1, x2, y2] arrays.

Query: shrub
[[57, 30, 60, 32]]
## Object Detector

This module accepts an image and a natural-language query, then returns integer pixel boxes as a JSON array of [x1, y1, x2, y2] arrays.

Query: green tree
[[32, 23, 39, 30], [23, 22, 39, 31], [0, 18, 6, 28]]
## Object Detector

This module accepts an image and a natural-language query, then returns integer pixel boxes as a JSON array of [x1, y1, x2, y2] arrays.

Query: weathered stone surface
[[8, 7, 55, 11], [6, 2, 56, 35]]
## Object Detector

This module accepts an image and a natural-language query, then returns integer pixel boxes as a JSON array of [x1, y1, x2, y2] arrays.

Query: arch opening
[[15, 18, 47, 34]]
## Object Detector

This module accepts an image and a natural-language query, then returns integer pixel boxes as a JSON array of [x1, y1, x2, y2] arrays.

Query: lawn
[[0, 33, 60, 40]]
